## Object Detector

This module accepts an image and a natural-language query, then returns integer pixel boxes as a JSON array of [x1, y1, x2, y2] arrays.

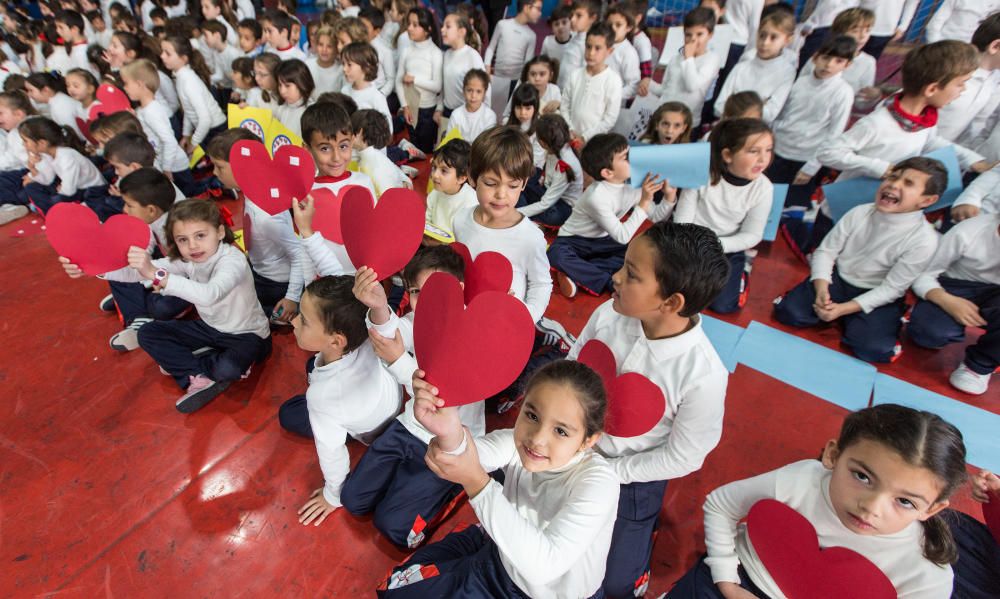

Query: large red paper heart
[[309, 185, 371, 245], [984, 490, 1000, 545], [229, 140, 315, 216], [341, 187, 424, 280], [747, 499, 897, 599], [45, 203, 151, 275], [413, 272, 535, 407], [577, 340, 665, 438], [450, 242, 514, 304], [87, 83, 132, 120], [75, 117, 97, 145]]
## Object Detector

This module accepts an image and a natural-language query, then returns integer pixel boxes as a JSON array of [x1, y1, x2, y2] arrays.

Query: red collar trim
[[72, 40, 88, 46], [315, 173, 351, 183], [890, 95, 938, 129], [276, 44, 294, 52]]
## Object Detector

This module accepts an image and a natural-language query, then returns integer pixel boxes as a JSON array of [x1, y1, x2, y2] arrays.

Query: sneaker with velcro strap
[[109, 317, 153, 351]]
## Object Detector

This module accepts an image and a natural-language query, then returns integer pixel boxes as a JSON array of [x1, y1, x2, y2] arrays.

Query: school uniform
[[560, 66, 623, 141], [712, 0, 766, 120], [550, 181, 674, 295], [799, 51, 876, 95], [860, 0, 919, 59], [241, 194, 305, 316], [424, 183, 478, 237], [175, 65, 228, 149], [206, 43, 242, 89], [541, 34, 572, 66], [307, 58, 344, 96], [517, 147, 582, 227], [439, 45, 486, 116], [714, 50, 796, 125], [483, 18, 536, 110], [774, 203, 940, 362], [298, 173, 376, 280], [25, 147, 108, 216], [447, 103, 497, 143], [557, 32, 585, 91], [246, 87, 280, 113], [937, 68, 1000, 148], [379, 429, 620, 599], [908, 214, 1000, 375], [651, 49, 721, 128], [273, 99, 307, 139], [925, 0, 1000, 43], [136, 100, 197, 194], [108, 243, 272, 388], [357, 146, 409, 198], [344, 83, 393, 134], [633, 31, 654, 81], [370, 36, 396, 99], [47, 93, 86, 142], [45, 46, 73, 75], [567, 300, 728, 598], [452, 206, 552, 324], [395, 39, 443, 153], [0, 123, 30, 206], [274, 44, 307, 61], [953, 164, 1000, 215], [799, 0, 862, 67], [608, 40, 641, 102], [340, 310, 485, 548], [670, 460, 953, 598], [68, 42, 99, 78]]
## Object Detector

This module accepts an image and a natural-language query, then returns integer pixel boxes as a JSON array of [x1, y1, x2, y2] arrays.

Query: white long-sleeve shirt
[[47, 93, 86, 142], [803, 0, 861, 32], [925, 0, 1000, 43], [714, 51, 796, 124], [912, 213, 1000, 298], [103, 243, 270, 337], [772, 72, 854, 176], [703, 459, 953, 598], [242, 197, 304, 302], [568, 300, 729, 484], [68, 42, 99, 78], [557, 33, 585, 90], [357, 145, 409, 198], [440, 45, 486, 111], [937, 68, 1000, 146], [32, 147, 106, 196], [206, 43, 241, 87], [395, 39, 443, 109], [860, 0, 919, 37], [273, 100, 307, 139], [307, 340, 402, 507], [299, 174, 377, 280], [370, 36, 396, 97], [234, 0, 254, 20], [651, 49, 721, 128], [137, 99, 189, 173], [675, 176, 774, 253], [156, 70, 180, 114], [799, 51, 876, 95], [344, 83, 393, 133], [558, 180, 672, 242], [541, 34, 572, 66], [452, 206, 551, 323], [175, 65, 227, 147], [447, 103, 497, 142], [817, 103, 986, 181], [607, 40, 641, 102], [726, 0, 766, 46], [811, 204, 939, 313], [519, 147, 583, 219], [483, 18, 536, 79], [425, 183, 478, 235], [0, 122, 29, 171], [247, 86, 280, 112], [560, 66, 622, 141], [953, 164, 1000, 213], [274, 44, 307, 61], [307, 59, 344, 96], [461, 429, 620, 599]]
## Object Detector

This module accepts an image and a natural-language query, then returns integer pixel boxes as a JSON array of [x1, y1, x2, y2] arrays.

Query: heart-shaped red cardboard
[[450, 242, 514, 304], [747, 499, 897, 599], [984, 490, 1000, 545], [309, 185, 370, 245], [341, 187, 424, 280], [577, 340, 665, 438], [229, 140, 315, 216], [413, 272, 535, 407], [45, 203, 151, 275], [87, 84, 132, 120], [75, 117, 97, 145]]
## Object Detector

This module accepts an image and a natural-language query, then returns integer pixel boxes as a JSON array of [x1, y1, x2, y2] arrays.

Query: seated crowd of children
[[2, 0, 999, 596]]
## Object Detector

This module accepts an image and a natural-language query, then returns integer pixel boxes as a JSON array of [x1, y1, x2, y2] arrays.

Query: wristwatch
[[152, 268, 168, 287]]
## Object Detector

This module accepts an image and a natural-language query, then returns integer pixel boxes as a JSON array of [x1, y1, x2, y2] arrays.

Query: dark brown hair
[[275, 58, 315, 104], [163, 36, 213, 87], [206, 127, 259, 161], [524, 360, 607, 438], [351, 109, 390, 148], [709, 118, 772, 185], [641, 101, 693, 144], [641, 221, 730, 316], [164, 199, 236, 260], [402, 245, 465, 289], [901, 40, 978, 96], [469, 125, 534, 183], [339, 42, 379, 81], [303, 275, 369, 353]]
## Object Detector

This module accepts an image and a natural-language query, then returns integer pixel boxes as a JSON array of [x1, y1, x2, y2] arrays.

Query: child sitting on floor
[[424, 138, 477, 240], [517, 113, 583, 227]]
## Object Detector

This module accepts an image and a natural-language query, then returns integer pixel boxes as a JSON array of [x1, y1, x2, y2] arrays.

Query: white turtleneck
[[772, 72, 854, 176], [675, 175, 775, 253], [912, 213, 1000, 299], [713, 50, 796, 124]]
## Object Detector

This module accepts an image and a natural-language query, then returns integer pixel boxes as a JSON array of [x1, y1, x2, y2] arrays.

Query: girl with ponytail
[[159, 36, 227, 154], [20, 116, 109, 215]]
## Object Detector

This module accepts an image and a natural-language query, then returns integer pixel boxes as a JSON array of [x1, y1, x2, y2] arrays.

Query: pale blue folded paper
[[629, 142, 711, 190], [763, 184, 789, 241]]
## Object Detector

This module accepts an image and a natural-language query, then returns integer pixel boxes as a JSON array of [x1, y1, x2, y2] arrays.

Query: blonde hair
[[832, 7, 876, 35], [121, 59, 161, 93]]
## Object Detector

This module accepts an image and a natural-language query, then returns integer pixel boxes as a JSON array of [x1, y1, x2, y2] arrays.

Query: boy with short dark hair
[[483, 0, 541, 110], [937, 13, 1000, 155], [648, 6, 720, 128], [359, 6, 396, 98], [237, 18, 265, 57], [263, 10, 306, 60], [541, 4, 574, 65], [54, 10, 97, 77], [201, 20, 241, 90], [774, 157, 946, 363], [424, 138, 477, 240], [560, 23, 623, 144], [800, 8, 878, 99], [351, 109, 411, 197], [558, 0, 601, 89]]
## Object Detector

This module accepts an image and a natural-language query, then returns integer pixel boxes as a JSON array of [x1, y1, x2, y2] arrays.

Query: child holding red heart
[[380, 360, 618, 599], [561, 220, 730, 598], [669, 404, 968, 599], [336, 247, 488, 549]]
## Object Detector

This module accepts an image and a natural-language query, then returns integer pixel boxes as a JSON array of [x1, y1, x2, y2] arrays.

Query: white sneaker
[[536, 316, 577, 350], [109, 317, 153, 351], [399, 138, 427, 160], [0, 204, 28, 225], [949, 364, 990, 395], [400, 164, 419, 179], [99, 294, 116, 312]]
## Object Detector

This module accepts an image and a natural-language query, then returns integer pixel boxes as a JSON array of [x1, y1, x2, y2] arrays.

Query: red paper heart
[[984, 490, 1000, 545], [229, 140, 315, 216], [87, 84, 132, 120], [413, 272, 535, 407], [45, 203, 151, 275], [75, 117, 97, 145], [747, 499, 897, 599], [576, 340, 666, 438], [341, 187, 424, 280], [450, 242, 514, 304], [309, 185, 370, 245]]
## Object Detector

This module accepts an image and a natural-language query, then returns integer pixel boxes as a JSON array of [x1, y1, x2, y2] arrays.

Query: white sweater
[[726, 0, 766, 46], [714, 51, 796, 124], [540, 34, 572, 65], [925, 0, 1000, 43], [675, 176, 774, 253], [703, 460, 953, 598], [860, 0, 919, 37], [557, 33, 585, 90], [912, 213, 1000, 298], [568, 301, 729, 484], [247, 87, 280, 112], [48, 93, 86, 142], [800, 52, 876, 95], [447, 103, 497, 142], [772, 73, 854, 176], [803, 0, 862, 31], [370, 36, 396, 97], [344, 83, 393, 133], [357, 146, 409, 198], [175, 65, 227, 146], [104, 243, 270, 338], [395, 39, 443, 109], [307, 341, 402, 507], [463, 429, 620, 599], [608, 40, 641, 101], [243, 197, 305, 302], [137, 99, 189, 173], [68, 42, 99, 78], [810, 204, 939, 313], [519, 147, 583, 218], [937, 68, 1000, 146], [440, 45, 486, 111], [33, 147, 106, 195], [274, 44, 307, 61], [307, 58, 344, 96], [425, 183, 478, 235], [560, 66, 623, 141], [157, 70, 180, 114], [559, 180, 672, 241], [953, 164, 1000, 213], [652, 49, 722, 128], [0, 123, 28, 171], [452, 206, 551, 323], [273, 100, 307, 139], [206, 43, 241, 88], [483, 18, 536, 79]]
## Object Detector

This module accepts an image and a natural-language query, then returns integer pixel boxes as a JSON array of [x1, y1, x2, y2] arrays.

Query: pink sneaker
[[175, 374, 229, 413]]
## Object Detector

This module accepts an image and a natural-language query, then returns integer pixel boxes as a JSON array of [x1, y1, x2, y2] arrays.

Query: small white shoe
[[109, 317, 153, 351], [949, 363, 990, 395], [0, 204, 28, 226]]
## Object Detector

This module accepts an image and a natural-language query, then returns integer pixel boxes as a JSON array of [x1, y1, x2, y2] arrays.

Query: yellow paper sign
[[233, 228, 246, 252], [423, 222, 455, 244], [227, 104, 272, 143], [265, 117, 303, 156], [189, 145, 205, 169]]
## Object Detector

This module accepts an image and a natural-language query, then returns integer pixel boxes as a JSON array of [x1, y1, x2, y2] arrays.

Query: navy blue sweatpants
[[666, 554, 767, 598], [908, 277, 1000, 375], [137, 319, 271, 389], [24, 182, 109, 215], [341, 419, 465, 549], [0, 169, 29, 206], [603, 479, 669, 599], [547, 235, 628, 295], [948, 509, 1000, 599], [278, 356, 316, 438], [252, 269, 290, 318], [709, 253, 747, 314], [108, 280, 191, 325], [773, 271, 907, 363]]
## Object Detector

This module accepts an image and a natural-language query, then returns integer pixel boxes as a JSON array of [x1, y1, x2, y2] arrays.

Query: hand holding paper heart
[[229, 140, 315, 216], [577, 340, 665, 438], [413, 273, 535, 407], [746, 499, 897, 599], [341, 187, 424, 281], [45, 203, 151, 275], [450, 242, 514, 303]]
